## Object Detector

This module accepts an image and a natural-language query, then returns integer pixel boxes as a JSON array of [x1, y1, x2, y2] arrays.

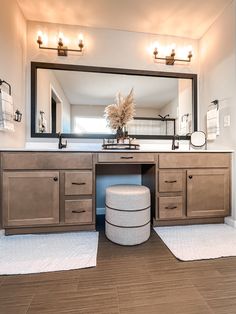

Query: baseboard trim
[[225, 216, 236, 228]]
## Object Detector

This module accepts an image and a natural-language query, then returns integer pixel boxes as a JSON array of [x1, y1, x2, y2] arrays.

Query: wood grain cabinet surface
[[159, 171, 183, 192], [159, 196, 183, 219], [3, 171, 59, 227], [187, 169, 230, 218], [0, 151, 232, 232], [2, 152, 93, 170], [65, 171, 92, 195], [98, 152, 155, 163], [156, 153, 231, 225], [65, 199, 93, 224]]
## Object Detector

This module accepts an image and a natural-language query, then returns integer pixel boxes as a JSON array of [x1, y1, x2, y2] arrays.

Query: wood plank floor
[[1, 221, 236, 313]]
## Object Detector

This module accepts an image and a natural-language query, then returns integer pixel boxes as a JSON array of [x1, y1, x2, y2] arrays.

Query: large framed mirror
[[31, 62, 197, 139]]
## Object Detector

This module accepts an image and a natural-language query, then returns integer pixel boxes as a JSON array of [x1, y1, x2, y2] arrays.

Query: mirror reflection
[[35, 68, 194, 137]]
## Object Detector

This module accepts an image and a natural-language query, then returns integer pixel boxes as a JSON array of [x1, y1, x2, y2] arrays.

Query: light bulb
[[58, 32, 64, 40], [37, 30, 43, 38], [153, 41, 159, 50], [37, 30, 43, 45], [42, 33, 48, 45], [78, 33, 84, 42], [170, 43, 176, 51], [187, 45, 193, 53]]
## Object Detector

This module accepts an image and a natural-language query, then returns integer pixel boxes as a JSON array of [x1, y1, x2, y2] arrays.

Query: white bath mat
[[154, 224, 236, 261], [0, 231, 99, 275]]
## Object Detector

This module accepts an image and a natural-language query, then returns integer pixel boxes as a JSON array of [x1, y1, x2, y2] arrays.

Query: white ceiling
[[17, 0, 232, 39], [46, 69, 179, 108]]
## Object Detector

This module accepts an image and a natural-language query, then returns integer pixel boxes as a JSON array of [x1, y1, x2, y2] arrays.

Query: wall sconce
[[37, 31, 84, 56], [14, 109, 22, 122], [153, 44, 193, 65]]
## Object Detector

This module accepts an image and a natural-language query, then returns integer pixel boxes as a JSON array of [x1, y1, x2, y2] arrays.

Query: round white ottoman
[[105, 184, 151, 246]]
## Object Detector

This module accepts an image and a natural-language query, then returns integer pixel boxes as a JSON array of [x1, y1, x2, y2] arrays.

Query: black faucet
[[172, 135, 179, 150], [58, 132, 67, 149]]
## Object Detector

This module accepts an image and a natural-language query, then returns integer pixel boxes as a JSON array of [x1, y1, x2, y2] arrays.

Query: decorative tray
[[102, 143, 140, 150]]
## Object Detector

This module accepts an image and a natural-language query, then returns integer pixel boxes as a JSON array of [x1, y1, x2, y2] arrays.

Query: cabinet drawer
[[65, 199, 93, 224], [98, 153, 155, 163], [159, 171, 183, 192], [159, 196, 183, 219], [2, 152, 93, 170], [65, 171, 92, 195], [159, 153, 231, 168]]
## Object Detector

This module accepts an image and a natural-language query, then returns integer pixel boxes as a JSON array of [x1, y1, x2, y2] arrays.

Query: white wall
[[37, 69, 71, 133], [199, 1, 236, 220], [0, 0, 26, 148], [178, 79, 193, 135], [26, 20, 199, 142], [199, 1, 236, 149]]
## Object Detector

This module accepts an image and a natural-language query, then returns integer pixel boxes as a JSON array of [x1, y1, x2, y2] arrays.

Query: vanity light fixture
[[153, 44, 193, 65], [36, 31, 84, 56]]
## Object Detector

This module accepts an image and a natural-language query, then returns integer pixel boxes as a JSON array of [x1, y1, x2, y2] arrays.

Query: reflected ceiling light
[[36, 31, 84, 56], [153, 43, 193, 65]]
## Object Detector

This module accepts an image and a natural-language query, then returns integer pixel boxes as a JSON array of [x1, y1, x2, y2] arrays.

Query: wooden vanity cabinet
[[3, 171, 59, 227], [1, 152, 95, 234], [155, 153, 231, 225], [0, 151, 232, 232]]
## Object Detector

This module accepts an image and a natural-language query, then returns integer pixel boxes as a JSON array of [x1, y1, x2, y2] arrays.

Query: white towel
[[39, 111, 47, 133], [0, 90, 14, 132], [207, 108, 220, 140]]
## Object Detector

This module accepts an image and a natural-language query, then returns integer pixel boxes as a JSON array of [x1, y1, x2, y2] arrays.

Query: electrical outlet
[[224, 115, 230, 127]]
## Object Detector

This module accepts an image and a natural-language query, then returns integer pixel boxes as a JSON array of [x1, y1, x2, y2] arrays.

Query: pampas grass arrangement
[[104, 88, 135, 132]]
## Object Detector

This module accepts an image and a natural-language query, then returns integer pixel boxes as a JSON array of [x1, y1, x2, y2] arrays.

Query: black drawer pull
[[189, 175, 193, 179], [165, 180, 177, 183], [72, 210, 86, 214], [120, 156, 134, 159], [53, 177, 58, 181], [72, 182, 86, 185], [165, 206, 177, 210]]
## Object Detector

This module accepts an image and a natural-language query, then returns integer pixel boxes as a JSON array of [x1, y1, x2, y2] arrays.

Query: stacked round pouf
[[105, 184, 151, 246]]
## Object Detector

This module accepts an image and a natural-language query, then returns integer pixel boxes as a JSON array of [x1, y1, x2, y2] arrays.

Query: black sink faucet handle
[[58, 132, 67, 149]]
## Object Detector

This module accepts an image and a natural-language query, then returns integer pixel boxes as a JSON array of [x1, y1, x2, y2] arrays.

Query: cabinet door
[[187, 169, 230, 218], [3, 171, 59, 227]]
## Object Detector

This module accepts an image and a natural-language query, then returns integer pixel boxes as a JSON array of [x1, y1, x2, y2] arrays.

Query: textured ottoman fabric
[[106, 206, 150, 227], [105, 184, 151, 245], [106, 185, 150, 210], [105, 222, 150, 246]]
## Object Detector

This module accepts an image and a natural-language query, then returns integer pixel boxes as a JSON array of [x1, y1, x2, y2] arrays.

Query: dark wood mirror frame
[[31, 62, 198, 139]]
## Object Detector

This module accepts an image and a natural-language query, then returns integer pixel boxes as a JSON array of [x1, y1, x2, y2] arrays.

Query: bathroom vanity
[[0, 150, 232, 235]]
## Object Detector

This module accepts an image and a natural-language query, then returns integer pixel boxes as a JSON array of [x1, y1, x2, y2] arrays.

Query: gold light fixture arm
[[36, 33, 84, 57], [153, 47, 192, 65]]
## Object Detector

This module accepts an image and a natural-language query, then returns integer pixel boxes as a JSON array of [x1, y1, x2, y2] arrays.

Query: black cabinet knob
[[189, 175, 193, 179], [53, 177, 58, 181]]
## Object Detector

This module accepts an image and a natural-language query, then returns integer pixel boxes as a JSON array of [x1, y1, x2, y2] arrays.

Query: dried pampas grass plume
[[104, 88, 135, 130]]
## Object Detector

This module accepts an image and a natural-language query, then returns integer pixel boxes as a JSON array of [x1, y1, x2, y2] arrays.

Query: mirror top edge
[[31, 61, 198, 79]]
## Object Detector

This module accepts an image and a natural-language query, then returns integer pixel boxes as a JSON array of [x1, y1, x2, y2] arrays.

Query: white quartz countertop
[[0, 147, 234, 153], [0, 141, 233, 152]]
